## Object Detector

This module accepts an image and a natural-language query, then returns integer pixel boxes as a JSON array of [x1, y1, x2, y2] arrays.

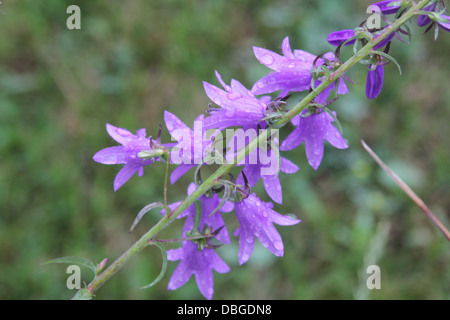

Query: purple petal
[[252, 46, 286, 71], [372, 0, 401, 15], [281, 36, 295, 59], [280, 157, 299, 174], [327, 29, 356, 46], [106, 123, 143, 145], [366, 64, 384, 99], [113, 164, 140, 191], [170, 164, 195, 184], [93, 146, 127, 164], [164, 111, 189, 136], [252, 71, 311, 96], [261, 174, 283, 204]]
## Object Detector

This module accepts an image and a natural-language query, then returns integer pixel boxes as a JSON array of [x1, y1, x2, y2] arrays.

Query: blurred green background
[[0, 0, 449, 300]]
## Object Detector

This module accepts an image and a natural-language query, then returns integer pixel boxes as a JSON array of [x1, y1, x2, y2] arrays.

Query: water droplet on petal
[[274, 241, 284, 251], [116, 128, 130, 136], [227, 92, 241, 100], [288, 61, 296, 69], [246, 236, 254, 244], [225, 109, 235, 117], [261, 54, 275, 65], [267, 77, 276, 85]]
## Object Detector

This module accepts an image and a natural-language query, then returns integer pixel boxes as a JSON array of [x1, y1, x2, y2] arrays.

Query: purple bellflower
[[280, 110, 348, 170], [251, 36, 316, 98], [233, 191, 300, 265], [166, 183, 232, 300], [93, 124, 156, 191]]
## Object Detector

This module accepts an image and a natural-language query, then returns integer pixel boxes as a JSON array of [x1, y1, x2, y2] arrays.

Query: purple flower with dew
[[280, 110, 348, 170], [166, 183, 232, 300], [233, 192, 300, 265], [372, 0, 402, 15], [226, 127, 299, 204], [93, 124, 155, 191], [164, 111, 218, 184], [203, 71, 269, 130], [366, 63, 385, 99], [251, 36, 316, 98]]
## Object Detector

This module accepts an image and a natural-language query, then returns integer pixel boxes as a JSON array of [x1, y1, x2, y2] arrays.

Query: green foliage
[[0, 0, 449, 299]]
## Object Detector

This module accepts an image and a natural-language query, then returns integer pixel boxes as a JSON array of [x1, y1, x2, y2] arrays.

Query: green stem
[[164, 153, 170, 206], [74, 0, 433, 299]]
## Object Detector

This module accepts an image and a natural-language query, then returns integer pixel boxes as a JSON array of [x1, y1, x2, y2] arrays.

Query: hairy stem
[[74, 0, 433, 299]]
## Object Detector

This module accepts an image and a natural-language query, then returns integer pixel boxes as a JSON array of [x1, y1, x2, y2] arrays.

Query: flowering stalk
[[73, 0, 435, 300]]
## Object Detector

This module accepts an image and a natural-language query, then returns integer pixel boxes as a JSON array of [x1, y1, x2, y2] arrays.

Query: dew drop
[[274, 241, 284, 251], [288, 61, 296, 69], [245, 108, 251, 113], [227, 92, 241, 100], [261, 54, 275, 65], [116, 128, 130, 136], [246, 236, 254, 244], [256, 201, 261, 207], [225, 109, 235, 117], [256, 81, 265, 89]]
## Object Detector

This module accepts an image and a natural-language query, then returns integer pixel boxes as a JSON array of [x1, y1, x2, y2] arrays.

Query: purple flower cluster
[[327, 0, 450, 99], [92, 0, 448, 299]]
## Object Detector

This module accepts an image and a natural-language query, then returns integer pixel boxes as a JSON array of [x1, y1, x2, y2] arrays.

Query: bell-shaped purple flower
[[93, 124, 155, 191], [203, 71, 268, 130], [280, 110, 348, 170], [366, 64, 384, 99], [251, 36, 316, 97], [166, 183, 232, 300], [233, 192, 300, 265]]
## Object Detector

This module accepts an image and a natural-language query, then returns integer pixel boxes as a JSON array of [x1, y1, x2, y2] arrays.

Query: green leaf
[[141, 242, 168, 289], [130, 202, 170, 233], [42, 256, 97, 278]]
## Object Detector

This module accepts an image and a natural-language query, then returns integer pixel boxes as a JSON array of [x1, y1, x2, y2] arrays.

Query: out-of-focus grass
[[0, 0, 448, 299]]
